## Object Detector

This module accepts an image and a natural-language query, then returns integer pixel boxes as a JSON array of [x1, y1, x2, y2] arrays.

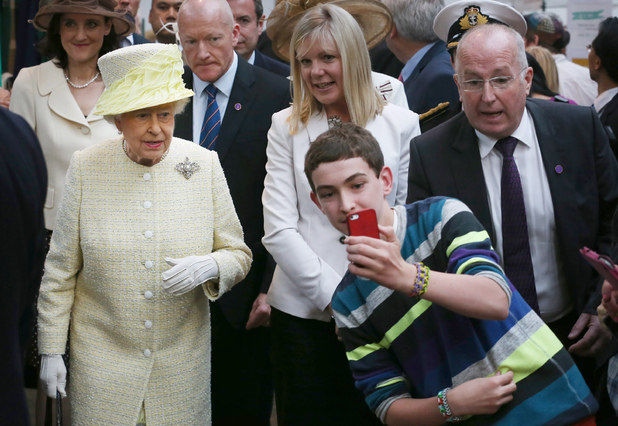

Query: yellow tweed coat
[[38, 137, 252, 425]]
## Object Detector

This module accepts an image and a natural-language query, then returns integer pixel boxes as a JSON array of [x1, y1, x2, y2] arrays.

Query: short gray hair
[[381, 0, 443, 43], [455, 24, 528, 80]]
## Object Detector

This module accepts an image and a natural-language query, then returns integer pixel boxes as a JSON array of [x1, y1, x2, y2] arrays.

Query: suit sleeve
[[37, 151, 84, 354], [204, 152, 253, 299], [9, 67, 37, 131], [262, 115, 343, 311], [585, 107, 618, 312]]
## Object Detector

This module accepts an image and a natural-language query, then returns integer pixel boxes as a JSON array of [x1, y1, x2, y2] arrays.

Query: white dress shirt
[[553, 54, 598, 106], [477, 109, 571, 322], [594, 86, 618, 113], [191, 53, 239, 144]]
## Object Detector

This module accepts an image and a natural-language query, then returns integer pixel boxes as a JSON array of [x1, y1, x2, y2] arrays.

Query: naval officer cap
[[433, 0, 527, 51]]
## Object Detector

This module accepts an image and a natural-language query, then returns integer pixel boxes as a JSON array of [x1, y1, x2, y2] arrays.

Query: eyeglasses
[[587, 44, 592, 53], [459, 68, 527, 92]]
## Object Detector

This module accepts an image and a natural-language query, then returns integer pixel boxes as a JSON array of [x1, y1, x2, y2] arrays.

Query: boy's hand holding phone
[[345, 214, 416, 294]]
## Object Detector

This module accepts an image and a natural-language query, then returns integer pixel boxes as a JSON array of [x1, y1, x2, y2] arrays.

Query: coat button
[[145, 230, 153, 239], [145, 260, 153, 269], [144, 349, 151, 357], [144, 320, 152, 329], [143, 173, 151, 181], [144, 290, 153, 299], [79, 126, 90, 135], [143, 201, 152, 209]]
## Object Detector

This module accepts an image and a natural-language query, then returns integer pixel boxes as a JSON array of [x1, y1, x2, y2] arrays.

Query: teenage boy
[[305, 123, 597, 425]]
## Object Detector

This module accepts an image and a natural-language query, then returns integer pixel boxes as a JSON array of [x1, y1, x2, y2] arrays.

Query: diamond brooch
[[175, 157, 200, 179]]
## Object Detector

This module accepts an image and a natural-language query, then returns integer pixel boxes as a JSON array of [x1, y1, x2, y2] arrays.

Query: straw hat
[[266, 0, 393, 61], [32, 0, 134, 37], [433, 0, 526, 51], [94, 44, 194, 116]]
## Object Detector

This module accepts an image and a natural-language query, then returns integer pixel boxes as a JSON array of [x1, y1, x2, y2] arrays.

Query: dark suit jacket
[[0, 108, 47, 426], [175, 56, 291, 328], [407, 98, 618, 315], [404, 41, 459, 115], [254, 50, 290, 77], [600, 91, 618, 160], [132, 33, 151, 45]]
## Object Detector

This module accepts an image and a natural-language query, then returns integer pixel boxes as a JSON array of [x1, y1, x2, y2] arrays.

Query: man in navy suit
[[408, 23, 618, 395], [176, 0, 291, 424], [0, 108, 47, 426], [381, 0, 458, 115], [228, 0, 290, 77], [589, 17, 618, 160]]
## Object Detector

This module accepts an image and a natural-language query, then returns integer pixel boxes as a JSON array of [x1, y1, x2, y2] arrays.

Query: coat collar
[[38, 60, 105, 125]]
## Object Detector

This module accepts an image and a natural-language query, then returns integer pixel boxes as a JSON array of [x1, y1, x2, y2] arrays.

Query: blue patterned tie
[[200, 84, 220, 150], [495, 136, 540, 314]]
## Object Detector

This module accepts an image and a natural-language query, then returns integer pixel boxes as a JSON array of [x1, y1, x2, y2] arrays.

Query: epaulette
[[419, 102, 451, 124]]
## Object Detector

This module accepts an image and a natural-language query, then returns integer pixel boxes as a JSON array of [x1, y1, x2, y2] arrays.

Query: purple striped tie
[[495, 136, 540, 314], [200, 84, 220, 150]]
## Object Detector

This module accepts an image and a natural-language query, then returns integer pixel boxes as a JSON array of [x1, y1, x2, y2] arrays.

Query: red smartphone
[[347, 209, 379, 238], [580, 247, 618, 290]]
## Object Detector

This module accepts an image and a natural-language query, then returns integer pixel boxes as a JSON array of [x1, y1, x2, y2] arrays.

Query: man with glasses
[[407, 23, 618, 398]]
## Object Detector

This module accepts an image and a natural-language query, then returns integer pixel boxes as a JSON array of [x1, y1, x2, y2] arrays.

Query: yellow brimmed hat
[[433, 0, 526, 51], [266, 0, 393, 61], [32, 0, 134, 37], [94, 44, 194, 116]]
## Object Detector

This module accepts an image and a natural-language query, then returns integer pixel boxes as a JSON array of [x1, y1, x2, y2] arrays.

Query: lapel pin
[[234, 103, 242, 111], [175, 157, 200, 179], [555, 165, 563, 174]]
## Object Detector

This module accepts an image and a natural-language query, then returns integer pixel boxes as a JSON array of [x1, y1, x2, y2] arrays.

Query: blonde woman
[[262, 3, 419, 424], [527, 45, 560, 94], [37, 43, 251, 424]]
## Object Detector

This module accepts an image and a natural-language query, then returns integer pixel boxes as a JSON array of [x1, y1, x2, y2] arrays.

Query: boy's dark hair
[[592, 17, 618, 84], [36, 14, 120, 69], [304, 122, 384, 192]]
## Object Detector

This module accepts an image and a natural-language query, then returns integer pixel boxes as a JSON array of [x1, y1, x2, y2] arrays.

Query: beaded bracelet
[[408, 262, 430, 297], [437, 387, 462, 422]]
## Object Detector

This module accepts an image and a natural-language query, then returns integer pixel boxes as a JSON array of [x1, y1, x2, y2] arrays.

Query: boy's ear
[[310, 191, 325, 214], [380, 166, 394, 197]]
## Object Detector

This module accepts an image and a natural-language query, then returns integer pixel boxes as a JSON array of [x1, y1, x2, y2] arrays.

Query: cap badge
[[459, 6, 489, 30]]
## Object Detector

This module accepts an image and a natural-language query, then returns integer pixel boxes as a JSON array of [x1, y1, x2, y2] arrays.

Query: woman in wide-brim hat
[[37, 43, 251, 424], [10, 0, 133, 233], [261, 2, 420, 424]]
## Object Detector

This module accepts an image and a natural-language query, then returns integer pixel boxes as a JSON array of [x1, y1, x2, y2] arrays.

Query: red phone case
[[580, 246, 618, 290], [347, 209, 379, 239]]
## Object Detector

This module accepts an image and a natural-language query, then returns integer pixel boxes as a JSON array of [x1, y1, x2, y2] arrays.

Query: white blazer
[[262, 104, 419, 321], [10, 60, 117, 230]]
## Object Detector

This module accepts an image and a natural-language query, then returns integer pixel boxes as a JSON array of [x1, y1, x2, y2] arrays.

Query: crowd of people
[[3, 0, 618, 425]]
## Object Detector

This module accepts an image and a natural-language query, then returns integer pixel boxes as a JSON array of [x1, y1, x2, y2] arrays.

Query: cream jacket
[[262, 104, 419, 322], [38, 138, 251, 425], [10, 60, 117, 230]]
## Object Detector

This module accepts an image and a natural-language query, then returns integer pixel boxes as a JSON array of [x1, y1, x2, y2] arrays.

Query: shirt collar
[[595, 87, 618, 113], [192, 52, 238, 98], [248, 50, 256, 65], [400, 41, 437, 82], [477, 107, 533, 158]]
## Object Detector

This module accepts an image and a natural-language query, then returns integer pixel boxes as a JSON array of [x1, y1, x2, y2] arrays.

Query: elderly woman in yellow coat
[[37, 43, 252, 424]]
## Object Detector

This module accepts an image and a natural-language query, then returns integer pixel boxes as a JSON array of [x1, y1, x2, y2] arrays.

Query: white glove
[[161, 255, 219, 295], [40, 354, 67, 398]]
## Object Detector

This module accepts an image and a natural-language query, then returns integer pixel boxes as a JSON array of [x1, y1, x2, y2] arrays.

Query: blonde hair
[[527, 46, 560, 93], [288, 4, 384, 134]]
